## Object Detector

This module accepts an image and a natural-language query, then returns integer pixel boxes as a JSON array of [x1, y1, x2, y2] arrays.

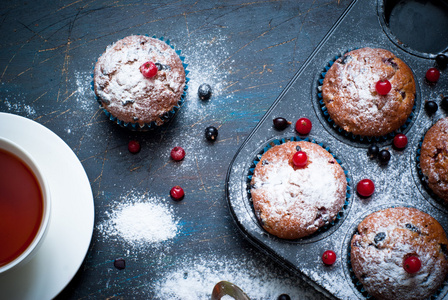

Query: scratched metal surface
[[0, 0, 353, 299]]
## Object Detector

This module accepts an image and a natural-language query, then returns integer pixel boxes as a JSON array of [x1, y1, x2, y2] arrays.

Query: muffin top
[[250, 141, 347, 239], [420, 117, 448, 203], [350, 207, 448, 300], [322, 47, 415, 137], [94, 35, 186, 126]]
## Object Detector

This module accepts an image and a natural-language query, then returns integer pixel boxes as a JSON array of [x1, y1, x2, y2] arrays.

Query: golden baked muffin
[[322, 47, 415, 137], [350, 207, 448, 300], [94, 35, 186, 129], [250, 141, 347, 239], [420, 117, 448, 204]]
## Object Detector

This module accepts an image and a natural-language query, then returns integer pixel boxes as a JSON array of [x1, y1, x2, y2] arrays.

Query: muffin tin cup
[[411, 120, 448, 213], [315, 49, 419, 147], [91, 35, 190, 131], [247, 136, 353, 244], [226, 0, 448, 298], [341, 204, 448, 300]]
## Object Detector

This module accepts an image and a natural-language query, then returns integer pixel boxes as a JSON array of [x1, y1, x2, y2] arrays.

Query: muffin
[[250, 141, 347, 239], [420, 117, 448, 204], [93, 35, 186, 129], [350, 207, 448, 300], [321, 47, 416, 137]]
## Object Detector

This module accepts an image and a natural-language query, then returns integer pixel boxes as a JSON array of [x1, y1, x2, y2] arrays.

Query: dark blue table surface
[[0, 1, 352, 299]]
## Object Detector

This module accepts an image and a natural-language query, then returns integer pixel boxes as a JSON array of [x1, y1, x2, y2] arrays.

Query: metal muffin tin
[[225, 0, 448, 299]]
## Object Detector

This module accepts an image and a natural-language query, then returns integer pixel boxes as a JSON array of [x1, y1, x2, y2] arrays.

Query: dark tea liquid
[[0, 148, 43, 267]]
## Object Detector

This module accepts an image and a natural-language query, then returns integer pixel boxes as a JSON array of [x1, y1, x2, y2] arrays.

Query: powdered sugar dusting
[[251, 141, 346, 238], [181, 33, 231, 116], [350, 207, 448, 299], [74, 71, 96, 111], [94, 35, 186, 125], [154, 253, 324, 300], [97, 192, 179, 248], [1, 83, 36, 116], [322, 47, 416, 136]]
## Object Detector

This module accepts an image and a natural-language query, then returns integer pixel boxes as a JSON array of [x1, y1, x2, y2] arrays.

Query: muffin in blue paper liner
[[415, 117, 448, 207], [92, 35, 189, 131], [247, 136, 352, 241], [316, 47, 417, 144], [347, 206, 448, 300]]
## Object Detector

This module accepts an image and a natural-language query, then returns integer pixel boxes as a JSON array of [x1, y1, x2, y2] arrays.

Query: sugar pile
[[97, 193, 179, 248]]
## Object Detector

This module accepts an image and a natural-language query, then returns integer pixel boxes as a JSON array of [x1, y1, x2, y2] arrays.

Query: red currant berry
[[375, 79, 392, 95], [128, 140, 141, 154], [403, 256, 421, 274], [322, 250, 336, 265], [140, 61, 158, 78], [170, 186, 184, 201], [357, 179, 375, 197], [170, 146, 185, 161], [393, 134, 408, 150], [295, 117, 312, 135], [292, 151, 308, 168], [426, 68, 440, 83]]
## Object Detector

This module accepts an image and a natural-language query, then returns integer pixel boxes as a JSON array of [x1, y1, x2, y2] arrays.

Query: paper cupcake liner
[[91, 35, 190, 131], [346, 219, 447, 300], [415, 135, 447, 208], [316, 49, 416, 145], [246, 136, 352, 241]]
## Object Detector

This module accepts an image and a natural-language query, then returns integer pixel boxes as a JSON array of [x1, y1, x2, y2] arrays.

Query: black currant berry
[[155, 62, 163, 71], [277, 294, 291, 300], [367, 144, 380, 159], [114, 258, 126, 270], [198, 83, 212, 100], [441, 97, 448, 111], [436, 54, 448, 70], [425, 101, 438, 114], [378, 149, 391, 165], [273, 117, 291, 130], [205, 126, 218, 141]]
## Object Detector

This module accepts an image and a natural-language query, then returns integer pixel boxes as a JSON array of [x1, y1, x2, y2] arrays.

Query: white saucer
[[0, 113, 94, 300]]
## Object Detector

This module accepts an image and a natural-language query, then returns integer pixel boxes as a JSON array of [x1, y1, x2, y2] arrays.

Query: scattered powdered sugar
[[97, 192, 179, 248], [2, 99, 36, 116], [153, 253, 323, 300], [74, 71, 96, 111], [181, 33, 231, 117], [1, 83, 36, 116]]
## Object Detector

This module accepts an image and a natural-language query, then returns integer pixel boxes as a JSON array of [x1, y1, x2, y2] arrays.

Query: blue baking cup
[[347, 221, 447, 299], [416, 135, 447, 207], [317, 50, 416, 144], [91, 35, 189, 131], [247, 137, 351, 239]]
